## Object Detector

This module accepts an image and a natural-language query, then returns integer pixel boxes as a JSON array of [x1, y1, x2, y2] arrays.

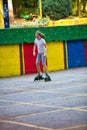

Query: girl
[[33, 31, 51, 81]]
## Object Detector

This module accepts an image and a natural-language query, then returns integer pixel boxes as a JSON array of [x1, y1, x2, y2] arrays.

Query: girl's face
[[35, 33, 41, 40]]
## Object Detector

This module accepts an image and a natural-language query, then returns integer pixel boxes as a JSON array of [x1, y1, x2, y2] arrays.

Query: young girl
[[33, 31, 51, 81]]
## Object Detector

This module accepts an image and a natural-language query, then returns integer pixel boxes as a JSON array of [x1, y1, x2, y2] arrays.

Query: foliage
[[35, 16, 50, 26], [12, 0, 87, 19], [72, 0, 87, 16], [21, 14, 33, 20], [12, 0, 38, 18], [11, 16, 50, 28], [42, 0, 72, 20]]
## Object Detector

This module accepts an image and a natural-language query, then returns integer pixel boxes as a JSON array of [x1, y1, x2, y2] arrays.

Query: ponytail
[[41, 33, 45, 39], [35, 31, 45, 39]]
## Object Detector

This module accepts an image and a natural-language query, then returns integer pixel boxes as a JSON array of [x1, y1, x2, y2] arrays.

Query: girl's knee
[[36, 63, 40, 66], [43, 64, 46, 67]]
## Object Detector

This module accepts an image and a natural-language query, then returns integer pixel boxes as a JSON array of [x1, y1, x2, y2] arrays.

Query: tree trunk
[[12, 0, 20, 18], [82, 0, 86, 13], [77, 0, 81, 16], [8, 0, 14, 23]]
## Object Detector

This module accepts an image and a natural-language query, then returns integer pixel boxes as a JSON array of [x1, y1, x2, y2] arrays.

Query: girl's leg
[[42, 54, 48, 73], [43, 64, 51, 81], [36, 63, 41, 73], [42, 54, 51, 81], [36, 54, 42, 74], [43, 64, 48, 73], [42, 55, 49, 75]]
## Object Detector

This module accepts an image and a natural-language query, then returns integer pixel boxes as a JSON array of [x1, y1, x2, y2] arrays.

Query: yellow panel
[[0, 0, 4, 28], [47, 42, 65, 72], [0, 45, 20, 77], [48, 18, 87, 26]]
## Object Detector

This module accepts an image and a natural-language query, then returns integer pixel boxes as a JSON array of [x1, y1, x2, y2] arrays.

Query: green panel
[[0, 25, 87, 45]]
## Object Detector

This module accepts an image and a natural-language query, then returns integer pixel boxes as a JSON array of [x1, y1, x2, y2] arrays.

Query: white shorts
[[36, 53, 46, 65]]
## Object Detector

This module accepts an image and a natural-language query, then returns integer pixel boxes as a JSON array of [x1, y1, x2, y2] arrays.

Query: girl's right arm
[[33, 44, 36, 56]]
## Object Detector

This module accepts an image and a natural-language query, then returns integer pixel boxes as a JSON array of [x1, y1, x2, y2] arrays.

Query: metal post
[[39, 0, 42, 18]]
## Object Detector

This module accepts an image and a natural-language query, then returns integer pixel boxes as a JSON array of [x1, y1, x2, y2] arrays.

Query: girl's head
[[35, 31, 45, 40]]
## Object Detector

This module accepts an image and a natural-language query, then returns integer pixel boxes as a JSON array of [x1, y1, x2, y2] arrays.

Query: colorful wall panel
[[23, 43, 47, 74], [85, 40, 87, 66], [0, 45, 20, 77], [48, 18, 87, 26], [23, 44, 37, 74], [67, 40, 86, 68], [47, 42, 65, 72], [0, 0, 4, 28]]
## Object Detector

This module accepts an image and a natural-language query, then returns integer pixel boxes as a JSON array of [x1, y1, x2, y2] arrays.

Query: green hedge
[[0, 25, 87, 45]]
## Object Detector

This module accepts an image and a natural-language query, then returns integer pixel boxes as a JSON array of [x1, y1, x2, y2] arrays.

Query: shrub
[[42, 0, 72, 20]]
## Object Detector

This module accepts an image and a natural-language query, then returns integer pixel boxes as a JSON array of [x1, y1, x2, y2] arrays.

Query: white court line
[[57, 124, 87, 130], [11, 109, 70, 119], [0, 120, 87, 130], [0, 99, 72, 109], [0, 120, 54, 130]]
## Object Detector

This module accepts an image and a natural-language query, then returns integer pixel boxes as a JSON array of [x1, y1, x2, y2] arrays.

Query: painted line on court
[[45, 83, 86, 91], [0, 120, 54, 130], [0, 87, 25, 90], [0, 90, 86, 98], [0, 90, 73, 97], [32, 95, 78, 103], [0, 95, 77, 108], [0, 99, 87, 114], [11, 109, 69, 119], [0, 99, 72, 110], [74, 106, 87, 109], [0, 81, 86, 98], [0, 120, 87, 130], [0, 91, 34, 97], [73, 108, 87, 112], [57, 124, 87, 130], [77, 83, 87, 86], [32, 90, 87, 97]]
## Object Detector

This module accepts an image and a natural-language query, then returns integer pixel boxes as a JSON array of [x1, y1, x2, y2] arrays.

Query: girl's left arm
[[33, 44, 36, 56], [44, 44, 47, 56]]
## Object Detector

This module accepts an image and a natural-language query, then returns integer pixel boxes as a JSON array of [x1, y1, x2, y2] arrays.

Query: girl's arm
[[44, 44, 47, 56], [33, 44, 36, 56]]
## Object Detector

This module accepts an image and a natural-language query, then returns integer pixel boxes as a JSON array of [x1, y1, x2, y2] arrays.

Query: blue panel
[[67, 40, 86, 68], [3, 0, 10, 28]]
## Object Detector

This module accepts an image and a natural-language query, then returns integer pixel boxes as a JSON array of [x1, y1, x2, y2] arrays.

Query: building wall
[[0, 0, 20, 77], [85, 40, 87, 66], [67, 40, 86, 68], [47, 42, 65, 71], [0, 45, 21, 77], [0, 0, 87, 77]]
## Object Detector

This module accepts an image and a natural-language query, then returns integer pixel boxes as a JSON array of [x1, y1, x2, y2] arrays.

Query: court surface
[[0, 67, 87, 130]]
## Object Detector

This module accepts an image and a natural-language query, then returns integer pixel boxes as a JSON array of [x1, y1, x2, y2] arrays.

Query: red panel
[[85, 40, 87, 66], [23, 43, 43, 74]]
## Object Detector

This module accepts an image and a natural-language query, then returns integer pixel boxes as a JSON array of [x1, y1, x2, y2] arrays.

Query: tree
[[77, 0, 81, 16], [72, 0, 87, 16], [82, 0, 86, 13], [42, 0, 72, 20], [12, 0, 38, 18], [12, 0, 20, 18]]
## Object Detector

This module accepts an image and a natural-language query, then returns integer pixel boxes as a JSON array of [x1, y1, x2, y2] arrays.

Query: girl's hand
[[33, 44, 36, 56], [33, 51, 36, 56]]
